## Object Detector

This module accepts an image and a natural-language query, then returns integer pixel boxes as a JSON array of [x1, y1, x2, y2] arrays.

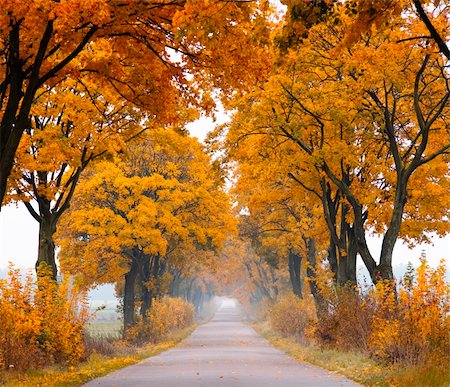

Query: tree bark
[[124, 259, 138, 333], [346, 226, 357, 284], [288, 249, 303, 298], [140, 257, 152, 320], [34, 197, 58, 280], [36, 217, 57, 280], [304, 237, 327, 318]]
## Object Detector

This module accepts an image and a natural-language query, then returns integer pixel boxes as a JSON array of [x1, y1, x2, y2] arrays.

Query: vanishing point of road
[[84, 301, 359, 387]]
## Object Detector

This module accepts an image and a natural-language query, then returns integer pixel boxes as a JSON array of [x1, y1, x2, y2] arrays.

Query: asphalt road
[[84, 300, 359, 387]]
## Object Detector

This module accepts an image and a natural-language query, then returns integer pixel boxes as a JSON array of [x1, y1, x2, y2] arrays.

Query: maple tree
[[2, 0, 275, 280], [0, 0, 272, 208], [57, 128, 234, 330], [7, 78, 147, 279]]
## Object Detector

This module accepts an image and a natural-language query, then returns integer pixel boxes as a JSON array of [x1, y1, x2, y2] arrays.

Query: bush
[[84, 334, 121, 357], [313, 259, 450, 366], [314, 286, 373, 352], [126, 297, 194, 344], [269, 293, 316, 341], [369, 260, 450, 365], [0, 264, 89, 371]]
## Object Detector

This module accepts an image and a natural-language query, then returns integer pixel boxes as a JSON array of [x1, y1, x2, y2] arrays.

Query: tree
[[209, 121, 331, 307], [7, 78, 147, 279], [57, 128, 234, 331]]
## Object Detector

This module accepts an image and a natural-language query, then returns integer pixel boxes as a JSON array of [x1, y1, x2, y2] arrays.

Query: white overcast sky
[[0, 111, 448, 271]]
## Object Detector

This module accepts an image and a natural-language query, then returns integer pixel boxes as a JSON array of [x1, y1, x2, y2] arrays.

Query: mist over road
[[84, 300, 358, 387]]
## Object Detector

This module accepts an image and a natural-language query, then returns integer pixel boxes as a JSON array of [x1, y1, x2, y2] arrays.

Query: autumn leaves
[[57, 129, 234, 329], [0, 0, 449, 364], [0, 1, 270, 340], [223, 0, 450, 288]]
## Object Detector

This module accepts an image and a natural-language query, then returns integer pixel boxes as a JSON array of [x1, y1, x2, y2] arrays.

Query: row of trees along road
[[1, 0, 272, 282], [209, 0, 450, 311], [57, 128, 235, 330], [1, 0, 449, 334]]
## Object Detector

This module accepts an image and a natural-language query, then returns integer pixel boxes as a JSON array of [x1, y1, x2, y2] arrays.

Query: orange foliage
[[312, 259, 449, 366], [126, 297, 194, 345], [370, 259, 450, 365], [0, 265, 89, 371]]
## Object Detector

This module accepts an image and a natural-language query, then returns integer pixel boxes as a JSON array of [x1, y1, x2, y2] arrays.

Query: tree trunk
[[36, 214, 57, 280], [346, 226, 357, 284], [378, 185, 407, 281], [169, 271, 182, 297], [326, 240, 338, 280], [186, 277, 196, 303], [304, 237, 327, 318], [124, 259, 138, 333], [140, 257, 152, 320], [288, 249, 303, 298], [192, 286, 203, 312]]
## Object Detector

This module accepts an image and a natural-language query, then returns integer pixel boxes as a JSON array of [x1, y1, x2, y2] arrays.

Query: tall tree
[[57, 128, 234, 330], [7, 78, 148, 279]]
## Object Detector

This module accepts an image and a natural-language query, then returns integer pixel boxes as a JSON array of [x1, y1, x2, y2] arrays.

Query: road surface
[[84, 300, 359, 386]]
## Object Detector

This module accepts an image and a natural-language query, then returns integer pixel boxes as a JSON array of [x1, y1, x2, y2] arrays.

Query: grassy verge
[[1, 325, 196, 387], [253, 322, 450, 387]]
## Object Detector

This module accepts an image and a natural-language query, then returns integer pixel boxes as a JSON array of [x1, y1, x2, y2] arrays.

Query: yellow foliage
[[126, 297, 194, 345], [370, 259, 450, 365], [57, 128, 235, 289], [312, 259, 449, 366], [0, 264, 89, 371]]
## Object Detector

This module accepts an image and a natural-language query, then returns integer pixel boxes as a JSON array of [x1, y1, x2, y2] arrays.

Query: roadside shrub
[[0, 264, 89, 371], [127, 297, 194, 344], [84, 334, 121, 357], [313, 259, 449, 367], [314, 286, 373, 352], [269, 293, 316, 341], [370, 260, 450, 365]]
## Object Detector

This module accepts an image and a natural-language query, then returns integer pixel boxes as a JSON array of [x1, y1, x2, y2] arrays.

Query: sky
[[0, 111, 448, 272]]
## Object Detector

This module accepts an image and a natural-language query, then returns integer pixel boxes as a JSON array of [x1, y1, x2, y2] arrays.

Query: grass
[[86, 320, 122, 338], [253, 322, 450, 387], [0, 325, 196, 387]]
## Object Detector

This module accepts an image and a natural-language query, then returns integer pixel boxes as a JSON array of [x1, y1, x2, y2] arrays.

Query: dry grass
[[0, 325, 196, 387], [254, 322, 450, 387]]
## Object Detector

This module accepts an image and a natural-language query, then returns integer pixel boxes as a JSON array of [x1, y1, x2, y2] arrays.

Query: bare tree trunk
[[124, 259, 138, 333], [288, 249, 303, 298], [304, 237, 327, 318]]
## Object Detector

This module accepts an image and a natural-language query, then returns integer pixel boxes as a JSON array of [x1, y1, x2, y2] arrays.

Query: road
[[84, 300, 359, 387]]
